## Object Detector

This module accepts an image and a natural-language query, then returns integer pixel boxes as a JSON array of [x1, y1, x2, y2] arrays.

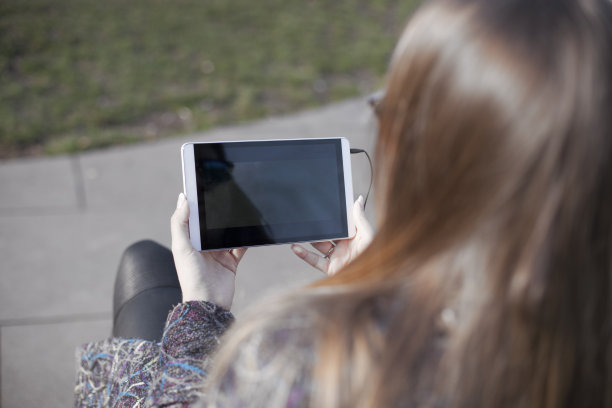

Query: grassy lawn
[[0, 0, 417, 158]]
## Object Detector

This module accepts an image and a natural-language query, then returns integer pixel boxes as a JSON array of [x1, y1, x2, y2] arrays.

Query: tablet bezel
[[181, 138, 355, 251]]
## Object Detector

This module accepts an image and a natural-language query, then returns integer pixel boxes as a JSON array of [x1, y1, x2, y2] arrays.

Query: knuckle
[[306, 253, 317, 265]]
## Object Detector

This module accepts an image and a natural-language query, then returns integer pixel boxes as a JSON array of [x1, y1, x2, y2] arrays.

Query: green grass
[[0, 0, 417, 157]]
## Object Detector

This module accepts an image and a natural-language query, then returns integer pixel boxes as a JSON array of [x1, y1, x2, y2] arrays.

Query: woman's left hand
[[170, 193, 247, 310], [291, 196, 373, 276]]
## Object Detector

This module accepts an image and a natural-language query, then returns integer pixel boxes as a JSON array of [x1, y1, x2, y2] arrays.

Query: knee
[[116, 239, 176, 287], [121, 240, 165, 264], [116, 240, 171, 285], [114, 240, 177, 312]]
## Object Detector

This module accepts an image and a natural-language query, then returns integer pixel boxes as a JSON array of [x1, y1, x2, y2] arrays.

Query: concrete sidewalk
[[0, 98, 377, 407]]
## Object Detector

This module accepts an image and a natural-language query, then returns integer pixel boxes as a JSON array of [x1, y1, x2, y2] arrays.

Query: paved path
[[0, 98, 377, 407]]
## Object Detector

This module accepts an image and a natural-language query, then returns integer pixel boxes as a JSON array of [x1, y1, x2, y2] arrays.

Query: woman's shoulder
[[201, 290, 327, 407], [230, 284, 393, 347], [204, 286, 398, 407], [227, 292, 322, 366]]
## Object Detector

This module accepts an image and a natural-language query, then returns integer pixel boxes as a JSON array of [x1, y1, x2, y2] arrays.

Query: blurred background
[[0, 0, 417, 406], [1, 0, 417, 158]]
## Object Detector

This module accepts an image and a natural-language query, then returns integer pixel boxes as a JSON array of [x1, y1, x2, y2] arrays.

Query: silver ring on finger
[[323, 245, 335, 260]]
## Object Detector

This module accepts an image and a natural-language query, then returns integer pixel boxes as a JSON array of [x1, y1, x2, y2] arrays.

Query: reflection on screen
[[194, 140, 347, 249]]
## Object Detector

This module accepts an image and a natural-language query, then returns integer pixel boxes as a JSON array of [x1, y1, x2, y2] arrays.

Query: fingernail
[[292, 244, 305, 257], [177, 193, 186, 209], [357, 195, 365, 208]]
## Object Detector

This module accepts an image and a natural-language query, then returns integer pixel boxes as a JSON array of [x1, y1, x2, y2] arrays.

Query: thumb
[[171, 193, 193, 253], [353, 195, 373, 237]]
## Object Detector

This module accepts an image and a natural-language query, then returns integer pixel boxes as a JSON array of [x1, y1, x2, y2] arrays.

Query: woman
[[75, 0, 612, 406]]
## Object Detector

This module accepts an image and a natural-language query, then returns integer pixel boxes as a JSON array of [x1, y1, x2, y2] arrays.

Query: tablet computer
[[181, 138, 355, 251]]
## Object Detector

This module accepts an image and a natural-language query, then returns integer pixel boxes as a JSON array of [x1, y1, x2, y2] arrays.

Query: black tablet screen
[[194, 139, 348, 249]]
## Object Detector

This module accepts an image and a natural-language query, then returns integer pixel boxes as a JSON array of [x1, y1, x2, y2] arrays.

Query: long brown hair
[[209, 0, 612, 407]]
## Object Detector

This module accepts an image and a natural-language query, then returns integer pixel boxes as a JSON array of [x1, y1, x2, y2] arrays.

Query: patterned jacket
[[75, 300, 313, 407]]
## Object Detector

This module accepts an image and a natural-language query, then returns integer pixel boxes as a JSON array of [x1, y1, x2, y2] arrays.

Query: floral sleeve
[[146, 301, 234, 407], [75, 301, 233, 408]]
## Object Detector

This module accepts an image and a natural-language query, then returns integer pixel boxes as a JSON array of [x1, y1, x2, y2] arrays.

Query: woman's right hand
[[171, 193, 247, 309], [291, 196, 373, 276]]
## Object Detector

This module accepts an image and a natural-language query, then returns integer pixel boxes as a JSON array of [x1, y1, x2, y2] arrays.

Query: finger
[[353, 196, 373, 237], [311, 241, 335, 255], [210, 250, 238, 273], [291, 244, 329, 274], [171, 193, 193, 253], [230, 248, 247, 263]]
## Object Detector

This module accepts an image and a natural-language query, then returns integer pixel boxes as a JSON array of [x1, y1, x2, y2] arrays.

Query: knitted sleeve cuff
[[161, 301, 235, 359]]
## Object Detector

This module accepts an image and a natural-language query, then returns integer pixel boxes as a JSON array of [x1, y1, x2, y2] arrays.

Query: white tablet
[[181, 138, 355, 251]]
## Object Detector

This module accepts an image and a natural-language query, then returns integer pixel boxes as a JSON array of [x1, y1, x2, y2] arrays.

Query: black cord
[[350, 148, 373, 208]]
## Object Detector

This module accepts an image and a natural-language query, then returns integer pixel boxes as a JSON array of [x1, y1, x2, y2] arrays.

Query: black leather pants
[[112, 240, 182, 342]]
